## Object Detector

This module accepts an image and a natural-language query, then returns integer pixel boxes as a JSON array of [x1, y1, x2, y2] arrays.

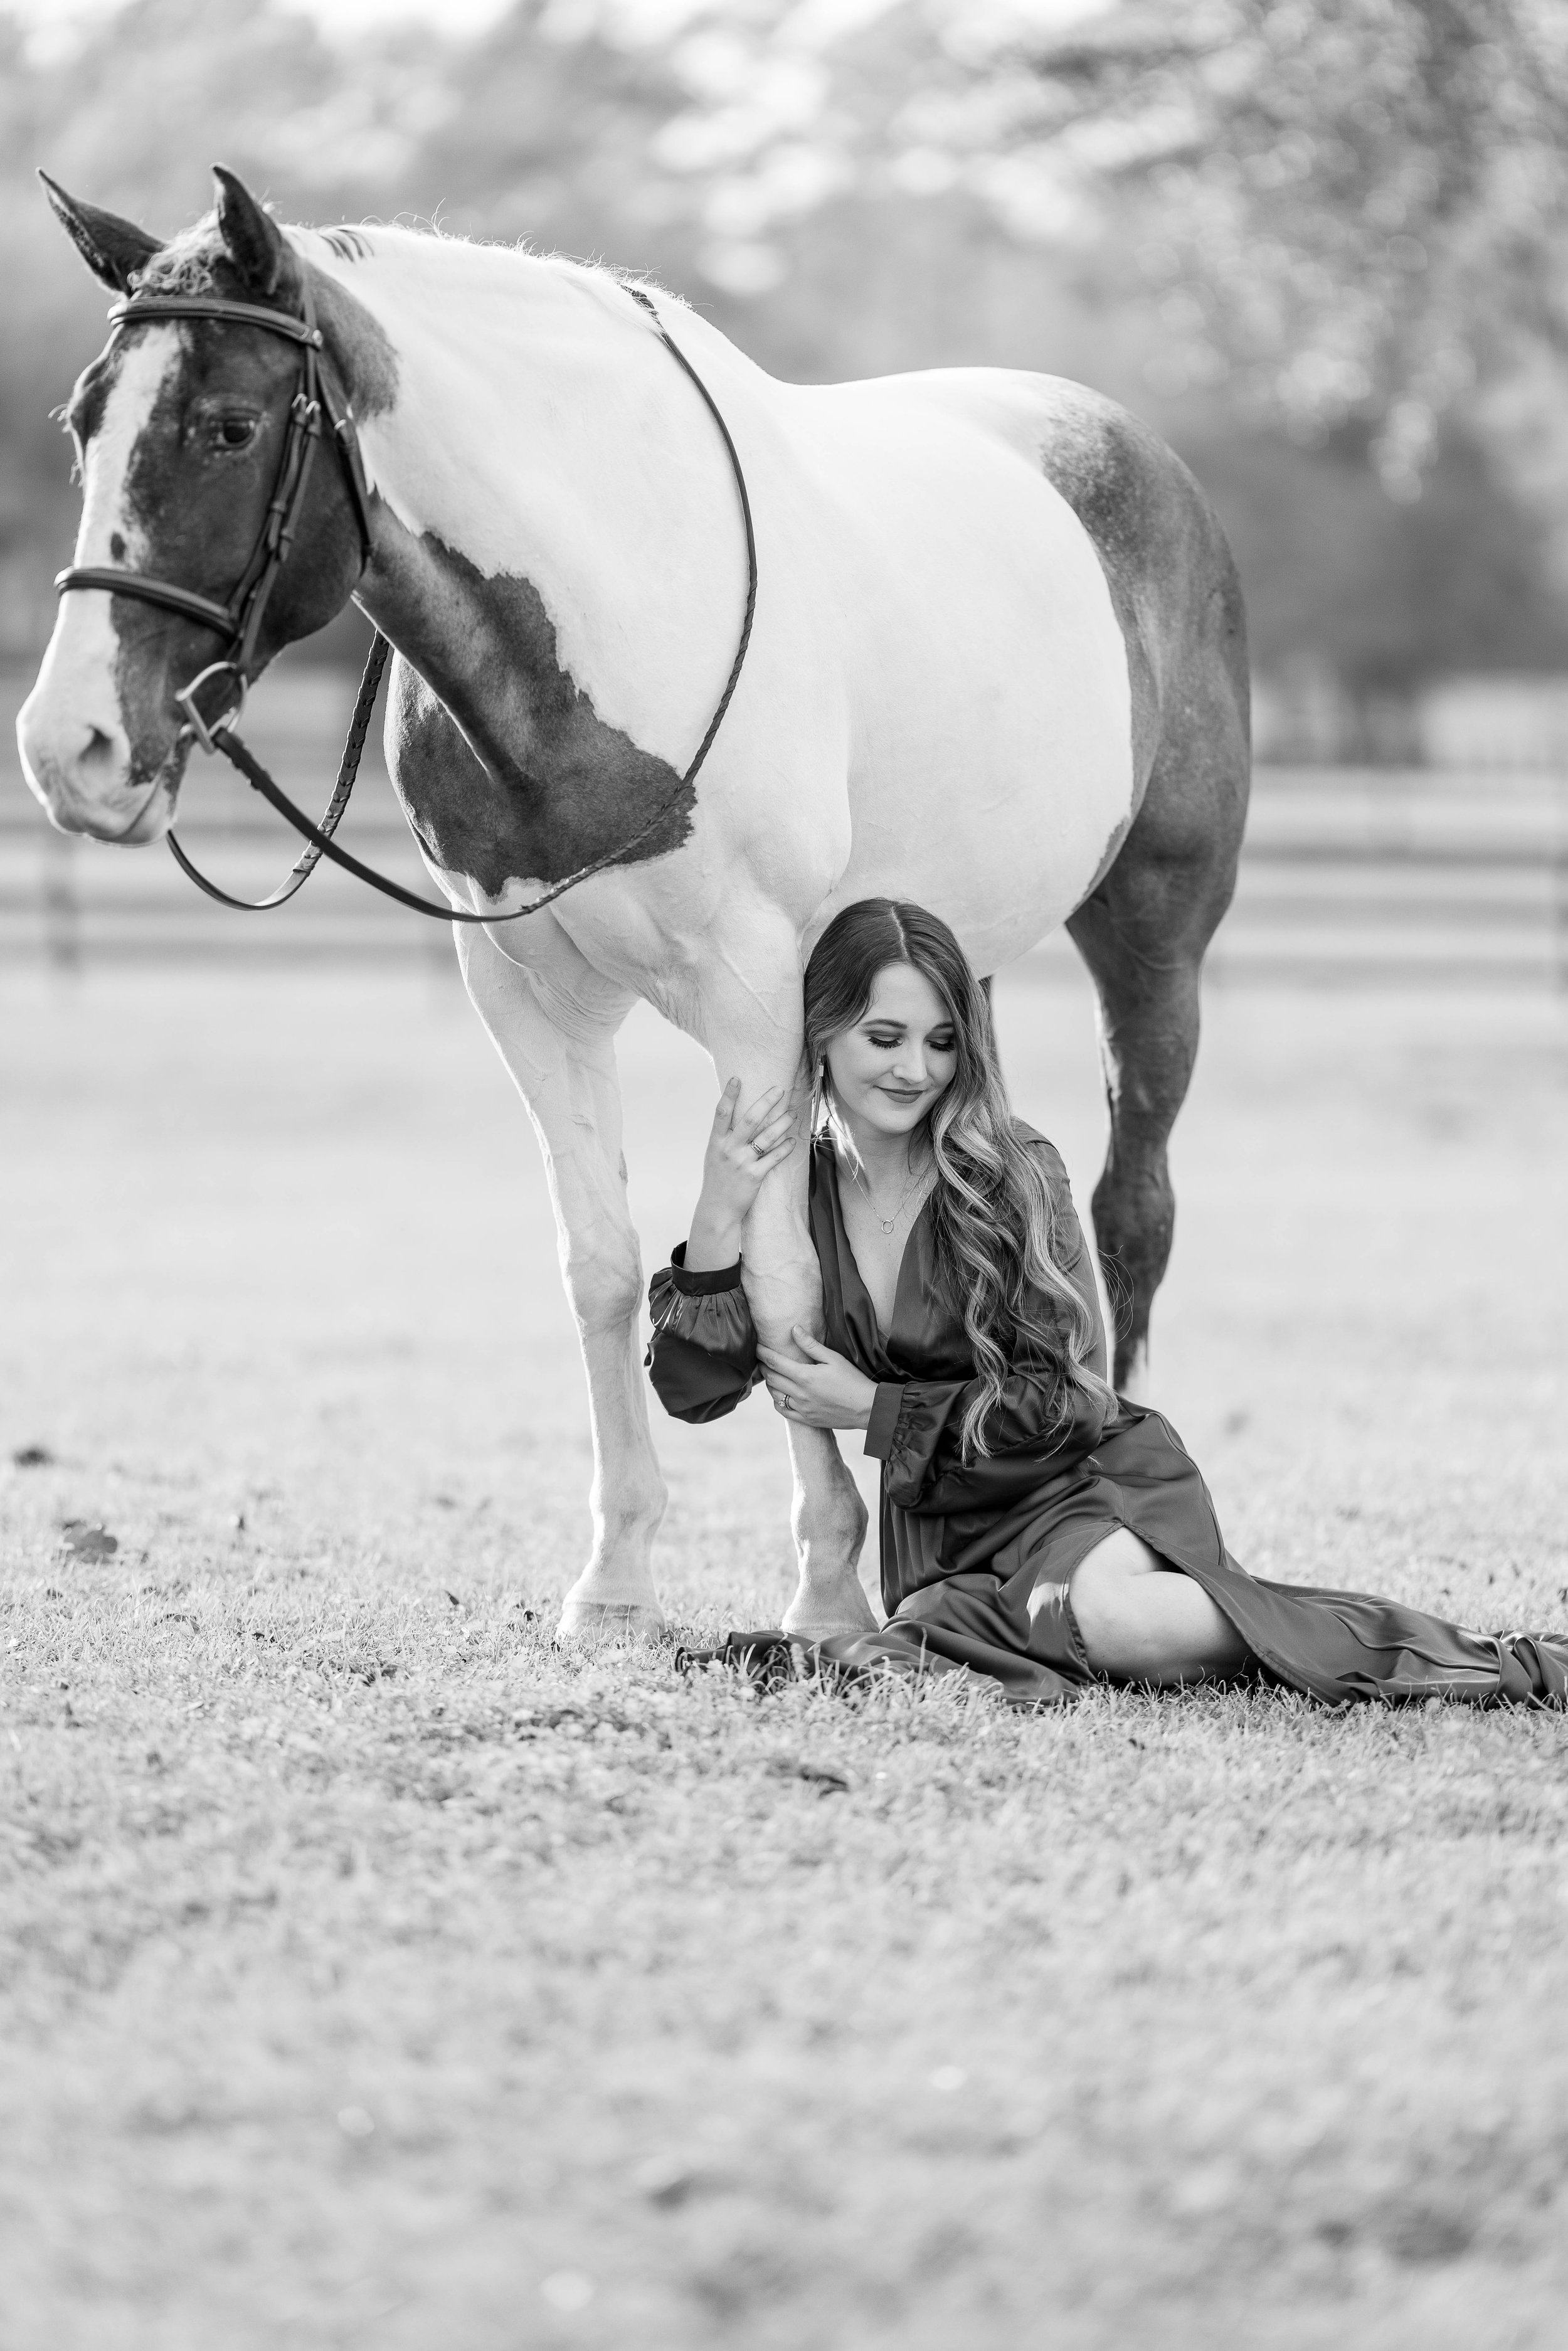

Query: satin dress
[[646, 1128, 1568, 1709]]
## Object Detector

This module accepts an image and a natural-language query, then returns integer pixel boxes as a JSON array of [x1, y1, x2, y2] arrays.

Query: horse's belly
[[797, 395, 1134, 972]]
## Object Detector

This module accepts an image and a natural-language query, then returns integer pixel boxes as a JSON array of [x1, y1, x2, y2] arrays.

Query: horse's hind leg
[[1066, 645, 1248, 1394]]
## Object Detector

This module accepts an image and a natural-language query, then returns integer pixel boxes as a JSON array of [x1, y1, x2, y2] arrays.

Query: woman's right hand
[[685, 1080, 795, 1269]]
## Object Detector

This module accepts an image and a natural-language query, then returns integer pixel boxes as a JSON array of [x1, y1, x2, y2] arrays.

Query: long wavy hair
[[803, 899, 1111, 1458]]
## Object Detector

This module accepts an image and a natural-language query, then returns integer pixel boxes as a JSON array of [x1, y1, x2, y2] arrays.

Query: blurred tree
[[647, 1, 1568, 487], [959, 0, 1568, 505], [1187, 417, 1567, 701]]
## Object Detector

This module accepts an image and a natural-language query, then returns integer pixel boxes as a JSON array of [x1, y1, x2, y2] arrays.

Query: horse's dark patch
[[85, 253, 379, 793], [1033, 378, 1244, 807], [307, 262, 399, 418], [378, 527, 696, 897], [112, 342, 240, 793], [1036, 378, 1251, 1384]]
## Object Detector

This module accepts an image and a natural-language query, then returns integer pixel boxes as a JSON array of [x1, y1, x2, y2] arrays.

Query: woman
[[646, 900, 1566, 1708]]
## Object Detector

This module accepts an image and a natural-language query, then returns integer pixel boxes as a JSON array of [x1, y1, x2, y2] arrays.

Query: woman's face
[[823, 961, 958, 1140]]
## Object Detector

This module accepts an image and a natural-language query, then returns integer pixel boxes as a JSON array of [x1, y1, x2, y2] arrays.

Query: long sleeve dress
[[646, 1127, 1568, 1709]]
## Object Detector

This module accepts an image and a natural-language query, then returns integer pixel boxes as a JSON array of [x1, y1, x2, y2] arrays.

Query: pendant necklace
[[854, 1152, 930, 1236]]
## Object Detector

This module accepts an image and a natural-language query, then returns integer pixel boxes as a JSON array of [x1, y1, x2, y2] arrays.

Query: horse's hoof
[[781, 1589, 879, 1643], [553, 1598, 665, 1644]]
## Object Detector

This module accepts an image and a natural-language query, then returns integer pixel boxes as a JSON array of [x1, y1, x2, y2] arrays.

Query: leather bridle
[[53, 277, 756, 926], [58, 275, 374, 757]]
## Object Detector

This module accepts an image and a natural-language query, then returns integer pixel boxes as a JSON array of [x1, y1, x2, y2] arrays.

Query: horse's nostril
[[80, 724, 119, 775]]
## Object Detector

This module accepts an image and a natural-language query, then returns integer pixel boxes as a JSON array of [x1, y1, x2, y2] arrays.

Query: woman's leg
[[1054, 1526, 1251, 1685]]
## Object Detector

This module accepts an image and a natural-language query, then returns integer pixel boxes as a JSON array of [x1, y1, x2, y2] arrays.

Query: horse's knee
[[561, 1234, 643, 1339]]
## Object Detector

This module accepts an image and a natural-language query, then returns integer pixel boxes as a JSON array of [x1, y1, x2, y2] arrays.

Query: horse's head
[[19, 169, 373, 844]]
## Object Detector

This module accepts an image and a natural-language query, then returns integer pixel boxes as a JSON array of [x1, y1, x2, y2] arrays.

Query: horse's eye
[[214, 416, 258, 451]]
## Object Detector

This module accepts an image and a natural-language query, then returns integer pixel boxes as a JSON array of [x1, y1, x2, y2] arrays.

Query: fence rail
[[3, 667, 1564, 984]]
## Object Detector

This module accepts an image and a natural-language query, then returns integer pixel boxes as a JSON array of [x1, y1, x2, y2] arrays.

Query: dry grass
[[1, 953, 1565, 2350]]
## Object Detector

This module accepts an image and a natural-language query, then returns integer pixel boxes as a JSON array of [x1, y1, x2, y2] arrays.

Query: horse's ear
[[213, 166, 294, 300], [38, 173, 162, 292]]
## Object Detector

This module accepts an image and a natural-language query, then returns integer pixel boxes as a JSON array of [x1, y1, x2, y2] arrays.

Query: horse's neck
[[306, 236, 754, 774]]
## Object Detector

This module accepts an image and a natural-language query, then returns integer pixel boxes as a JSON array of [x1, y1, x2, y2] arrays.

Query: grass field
[[1, 949, 1565, 2350]]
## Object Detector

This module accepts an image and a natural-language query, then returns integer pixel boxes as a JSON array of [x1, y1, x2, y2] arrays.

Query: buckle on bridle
[[176, 659, 247, 755]]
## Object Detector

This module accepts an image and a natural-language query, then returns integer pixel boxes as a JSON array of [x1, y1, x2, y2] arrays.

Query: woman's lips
[[877, 1086, 925, 1104]]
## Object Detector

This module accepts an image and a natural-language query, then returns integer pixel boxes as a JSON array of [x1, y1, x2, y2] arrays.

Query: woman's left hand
[[756, 1328, 878, 1430]]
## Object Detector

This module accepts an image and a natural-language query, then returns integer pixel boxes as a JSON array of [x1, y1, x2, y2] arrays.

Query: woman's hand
[[756, 1327, 878, 1430], [684, 1079, 795, 1270]]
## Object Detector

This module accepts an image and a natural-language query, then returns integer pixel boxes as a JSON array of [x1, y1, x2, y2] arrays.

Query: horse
[[18, 169, 1250, 1643]]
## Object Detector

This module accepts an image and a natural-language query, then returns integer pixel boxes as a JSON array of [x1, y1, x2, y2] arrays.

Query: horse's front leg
[[699, 952, 878, 1641], [458, 925, 667, 1638], [754, 1192, 881, 1642]]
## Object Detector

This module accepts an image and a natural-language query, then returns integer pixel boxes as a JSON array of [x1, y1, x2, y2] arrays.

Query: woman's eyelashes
[[865, 1029, 955, 1054]]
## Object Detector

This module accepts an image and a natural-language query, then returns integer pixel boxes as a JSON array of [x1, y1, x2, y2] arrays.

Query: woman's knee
[[1067, 1526, 1243, 1682], [1069, 1527, 1164, 1650]]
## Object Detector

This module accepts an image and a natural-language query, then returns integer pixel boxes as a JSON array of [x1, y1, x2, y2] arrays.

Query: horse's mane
[[135, 220, 231, 295], [133, 212, 677, 313], [135, 214, 398, 296]]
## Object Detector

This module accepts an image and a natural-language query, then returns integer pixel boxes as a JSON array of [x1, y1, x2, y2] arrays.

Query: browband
[[107, 295, 324, 347]]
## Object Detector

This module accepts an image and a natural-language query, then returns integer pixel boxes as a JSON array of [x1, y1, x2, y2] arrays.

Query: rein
[[56, 280, 757, 925]]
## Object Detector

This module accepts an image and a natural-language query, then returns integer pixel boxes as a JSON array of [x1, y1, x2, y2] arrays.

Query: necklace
[[851, 1153, 931, 1236]]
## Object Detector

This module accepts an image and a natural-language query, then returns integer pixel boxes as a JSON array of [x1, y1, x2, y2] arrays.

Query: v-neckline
[[822, 1142, 930, 1361]]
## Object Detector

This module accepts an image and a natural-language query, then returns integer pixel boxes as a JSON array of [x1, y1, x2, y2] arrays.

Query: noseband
[[57, 276, 375, 755], [51, 274, 757, 928]]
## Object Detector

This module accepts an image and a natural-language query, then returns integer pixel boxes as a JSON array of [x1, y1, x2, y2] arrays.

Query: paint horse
[[19, 171, 1250, 1642]]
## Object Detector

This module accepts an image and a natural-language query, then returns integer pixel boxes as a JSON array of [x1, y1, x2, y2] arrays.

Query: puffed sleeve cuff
[[647, 1250, 756, 1362], [667, 1241, 744, 1296], [863, 1382, 906, 1460]]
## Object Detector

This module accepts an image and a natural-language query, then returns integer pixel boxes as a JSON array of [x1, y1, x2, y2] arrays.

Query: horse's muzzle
[[17, 702, 173, 844]]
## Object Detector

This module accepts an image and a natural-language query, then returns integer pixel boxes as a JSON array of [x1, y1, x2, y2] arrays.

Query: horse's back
[[796, 364, 1244, 708]]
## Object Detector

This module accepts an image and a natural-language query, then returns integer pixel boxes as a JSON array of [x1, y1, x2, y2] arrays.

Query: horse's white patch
[[802, 371, 1136, 973], [309, 232, 752, 769], [18, 331, 177, 835]]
